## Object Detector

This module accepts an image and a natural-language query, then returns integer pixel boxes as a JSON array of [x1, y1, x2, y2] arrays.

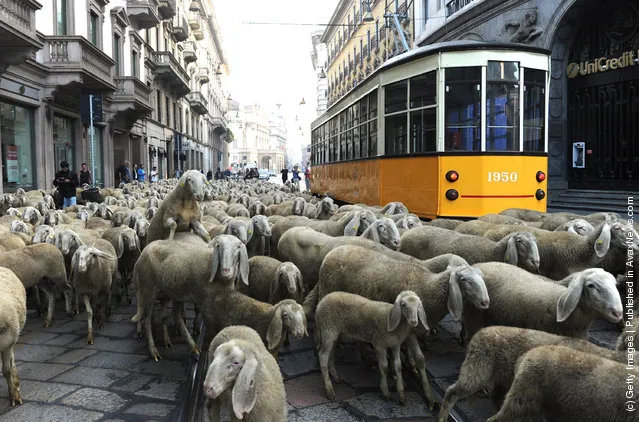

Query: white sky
[[215, 0, 340, 163]]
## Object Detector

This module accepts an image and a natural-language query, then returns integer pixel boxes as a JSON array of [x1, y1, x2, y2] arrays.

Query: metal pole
[[89, 94, 95, 187], [390, 13, 409, 52]]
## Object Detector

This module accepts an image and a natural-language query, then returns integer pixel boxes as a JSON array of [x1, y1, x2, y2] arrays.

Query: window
[[445, 67, 481, 151], [156, 90, 161, 121], [89, 12, 99, 46], [131, 51, 139, 78], [486, 61, 520, 151], [56, 0, 68, 35], [359, 40, 363, 65], [524, 69, 546, 152], [385, 80, 407, 114], [53, 115, 74, 174], [367, 30, 371, 56], [409, 71, 437, 153], [113, 34, 121, 76], [165, 96, 171, 126], [1, 102, 35, 192]]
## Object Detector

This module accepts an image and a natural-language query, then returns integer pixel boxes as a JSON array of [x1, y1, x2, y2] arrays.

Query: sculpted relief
[[503, 8, 543, 43]]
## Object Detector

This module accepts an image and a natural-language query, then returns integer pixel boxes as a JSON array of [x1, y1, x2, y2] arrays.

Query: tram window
[[360, 123, 368, 158], [369, 91, 378, 119], [340, 134, 346, 161], [353, 125, 360, 158], [410, 71, 436, 108], [346, 128, 353, 160], [360, 96, 368, 120], [385, 114, 408, 156], [410, 108, 436, 153], [445, 67, 481, 151], [352, 102, 359, 127], [486, 61, 520, 151], [385, 80, 408, 114], [369, 120, 378, 156], [524, 69, 546, 152]]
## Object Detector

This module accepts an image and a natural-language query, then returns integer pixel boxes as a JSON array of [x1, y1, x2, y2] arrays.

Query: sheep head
[[562, 218, 595, 236], [203, 339, 260, 419], [344, 210, 377, 236], [55, 229, 83, 256], [361, 217, 401, 250], [382, 201, 408, 215], [72, 245, 117, 274], [272, 262, 304, 300], [447, 265, 489, 321], [22, 206, 41, 225], [225, 219, 249, 244], [77, 209, 93, 222], [134, 218, 150, 240], [398, 214, 422, 230], [97, 204, 113, 220], [267, 300, 308, 349], [178, 170, 207, 201], [33, 225, 55, 245], [208, 234, 249, 285], [250, 215, 271, 238], [610, 221, 638, 250], [504, 232, 540, 272], [388, 290, 429, 332], [10, 220, 30, 236], [145, 206, 158, 220], [556, 268, 622, 323], [292, 197, 306, 216], [249, 200, 267, 216]]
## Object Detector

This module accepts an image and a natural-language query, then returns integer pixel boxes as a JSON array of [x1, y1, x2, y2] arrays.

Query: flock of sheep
[[0, 169, 636, 421]]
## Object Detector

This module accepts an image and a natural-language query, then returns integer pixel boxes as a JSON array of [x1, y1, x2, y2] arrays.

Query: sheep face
[[561, 219, 594, 236], [268, 300, 307, 348], [251, 215, 271, 238], [249, 201, 267, 216], [383, 201, 408, 215], [399, 215, 422, 229], [44, 210, 60, 226], [35, 200, 49, 215], [33, 225, 55, 244], [209, 234, 249, 285], [388, 290, 429, 332], [179, 170, 207, 201], [226, 220, 249, 244], [134, 218, 149, 239], [97, 204, 112, 220], [505, 232, 540, 272], [10, 220, 30, 235], [122, 228, 140, 252], [22, 207, 40, 225], [274, 263, 304, 296], [610, 221, 638, 250], [365, 218, 401, 250], [55, 230, 82, 256], [145, 206, 157, 220], [448, 266, 489, 321], [292, 197, 306, 216], [6, 207, 21, 217], [557, 268, 623, 324], [344, 210, 377, 236], [77, 209, 92, 222]]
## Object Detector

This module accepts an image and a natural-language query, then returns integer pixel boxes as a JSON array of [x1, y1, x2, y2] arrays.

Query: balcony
[[152, 51, 189, 97], [112, 76, 153, 128], [0, 0, 43, 68], [188, 91, 208, 115], [198, 67, 209, 84], [42, 36, 115, 92], [183, 41, 197, 63], [211, 115, 228, 132], [446, 0, 476, 17], [157, 0, 176, 20], [126, 0, 160, 30], [172, 15, 188, 42], [188, 11, 201, 30]]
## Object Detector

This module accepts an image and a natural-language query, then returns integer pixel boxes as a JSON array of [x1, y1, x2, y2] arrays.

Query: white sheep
[[554, 218, 595, 235], [315, 291, 431, 406], [0, 267, 26, 406], [239, 256, 304, 304], [203, 325, 287, 422], [245, 215, 272, 257]]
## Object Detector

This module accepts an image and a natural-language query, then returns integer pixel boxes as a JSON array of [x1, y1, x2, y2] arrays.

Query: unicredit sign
[[566, 49, 639, 78]]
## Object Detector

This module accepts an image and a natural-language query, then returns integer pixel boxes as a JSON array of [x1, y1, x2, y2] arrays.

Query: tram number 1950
[[487, 172, 518, 182]]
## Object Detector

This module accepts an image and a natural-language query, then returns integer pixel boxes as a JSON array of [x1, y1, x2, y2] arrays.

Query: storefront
[[53, 115, 76, 171], [1, 101, 36, 192], [86, 125, 104, 186]]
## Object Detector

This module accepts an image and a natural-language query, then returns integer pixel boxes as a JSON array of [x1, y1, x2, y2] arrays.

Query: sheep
[[477, 213, 526, 225], [483, 222, 614, 280], [263, 197, 306, 217], [554, 218, 595, 235], [395, 213, 422, 230], [0, 267, 27, 406], [462, 263, 622, 345], [239, 256, 304, 304], [539, 211, 619, 231], [245, 215, 272, 257], [32, 224, 56, 245], [69, 242, 118, 344], [423, 218, 465, 229], [131, 234, 249, 361], [203, 326, 287, 422], [0, 243, 68, 327], [85, 216, 112, 234], [208, 217, 252, 244], [485, 345, 638, 422], [201, 292, 307, 357], [315, 291, 433, 406], [498, 207, 543, 221], [436, 325, 631, 422], [358, 217, 401, 250], [0, 233, 26, 253], [146, 170, 211, 244], [400, 226, 540, 273], [101, 226, 141, 304], [226, 203, 250, 217], [279, 226, 467, 291]]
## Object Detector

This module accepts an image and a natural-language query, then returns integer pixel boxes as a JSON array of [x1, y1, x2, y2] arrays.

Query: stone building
[[413, 0, 638, 208], [0, 0, 230, 193], [310, 30, 328, 116]]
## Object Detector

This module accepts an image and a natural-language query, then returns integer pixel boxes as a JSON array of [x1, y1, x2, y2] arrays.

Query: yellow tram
[[310, 41, 550, 219]]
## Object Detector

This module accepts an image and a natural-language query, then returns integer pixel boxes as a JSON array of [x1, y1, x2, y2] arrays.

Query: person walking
[[79, 163, 92, 186], [214, 167, 223, 180], [117, 161, 131, 184], [53, 161, 79, 209], [206, 169, 213, 181], [304, 166, 311, 192], [150, 166, 158, 183], [137, 164, 146, 182], [281, 167, 289, 184]]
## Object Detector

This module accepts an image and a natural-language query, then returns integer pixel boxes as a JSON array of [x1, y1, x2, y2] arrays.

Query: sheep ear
[[117, 235, 124, 259], [135, 234, 141, 253], [567, 225, 577, 234], [364, 224, 380, 243], [238, 245, 249, 286], [557, 273, 585, 322], [384, 203, 396, 215], [594, 223, 611, 258], [296, 271, 305, 297], [209, 243, 220, 283], [417, 302, 429, 332], [387, 297, 402, 331], [344, 214, 360, 236], [247, 220, 254, 243], [69, 253, 77, 284], [266, 307, 283, 350], [504, 235, 518, 266], [315, 204, 322, 219], [447, 270, 464, 321], [232, 353, 259, 419], [271, 267, 283, 297]]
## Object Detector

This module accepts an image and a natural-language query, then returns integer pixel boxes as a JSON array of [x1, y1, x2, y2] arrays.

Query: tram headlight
[[446, 170, 459, 182], [445, 189, 459, 201], [535, 189, 546, 200], [536, 171, 546, 182]]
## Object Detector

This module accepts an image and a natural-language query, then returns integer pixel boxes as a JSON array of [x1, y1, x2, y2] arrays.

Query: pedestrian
[[53, 161, 79, 210], [206, 169, 213, 181], [137, 164, 146, 182], [292, 166, 300, 182], [214, 167, 223, 180], [79, 162, 92, 186], [117, 160, 131, 184], [150, 166, 159, 183], [304, 166, 311, 192], [281, 167, 289, 184]]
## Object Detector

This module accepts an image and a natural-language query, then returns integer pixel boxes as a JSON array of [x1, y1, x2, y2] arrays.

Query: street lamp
[[362, 0, 374, 22]]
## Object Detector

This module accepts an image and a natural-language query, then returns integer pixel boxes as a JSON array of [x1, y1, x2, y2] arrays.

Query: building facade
[[0, 0, 230, 193], [323, 0, 413, 108], [413, 0, 639, 197], [227, 101, 286, 171], [310, 30, 328, 116]]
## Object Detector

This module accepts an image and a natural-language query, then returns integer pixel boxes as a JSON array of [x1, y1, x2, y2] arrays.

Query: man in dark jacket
[[53, 161, 79, 209]]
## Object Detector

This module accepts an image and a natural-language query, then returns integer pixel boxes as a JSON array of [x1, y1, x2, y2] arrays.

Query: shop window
[[486, 61, 520, 151], [1, 102, 35, 192], [445, 67, 481, 151], [524, 68, 546, 152]]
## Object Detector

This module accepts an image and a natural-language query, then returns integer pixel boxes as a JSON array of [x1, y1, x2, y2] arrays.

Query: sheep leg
[[74, 290, 80, 314], [2, 347, 21, 406], [485, 379, 542, 422], [328, 341, 340, 383], [375, 345, 391, 401], [318, 331, 338, 401], [406, 335, 438, 410], [63, 286, 74, 316], [144, 295, 161, 361], [191, 219, 212, 243], [165, 217, 178, 241], [163, 301, 174, 349], [31, 286, 43, 315], [175, 302, 199, 355], [390, 346, 405, 405], [84, 294, 94, 345], [38, 283, 56, 328]]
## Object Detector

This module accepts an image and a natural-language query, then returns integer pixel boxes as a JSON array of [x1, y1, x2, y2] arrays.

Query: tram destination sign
[[566, 49, 639, 78]]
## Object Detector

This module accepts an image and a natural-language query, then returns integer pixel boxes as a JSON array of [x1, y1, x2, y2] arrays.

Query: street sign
[[80, 93, 103, 123]]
